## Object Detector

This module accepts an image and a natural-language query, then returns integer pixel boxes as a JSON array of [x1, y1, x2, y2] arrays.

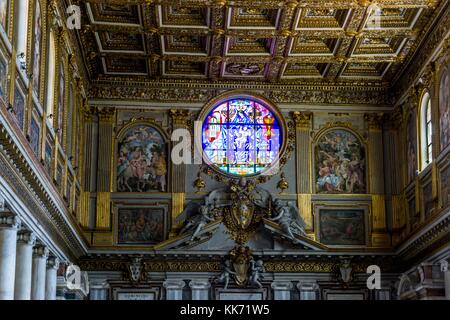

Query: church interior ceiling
[[76, 0, 443, 91]]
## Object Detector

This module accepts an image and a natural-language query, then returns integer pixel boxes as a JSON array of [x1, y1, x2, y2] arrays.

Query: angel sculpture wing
[[174, 202, 202, 226], [287, 202, 307, 234]]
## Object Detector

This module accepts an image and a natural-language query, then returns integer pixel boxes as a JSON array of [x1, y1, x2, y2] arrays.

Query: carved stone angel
[[177, 197, 216, 241], [215, 259, 236, 290], [249, 258, 265, 288], [270, 199, 308, 244]]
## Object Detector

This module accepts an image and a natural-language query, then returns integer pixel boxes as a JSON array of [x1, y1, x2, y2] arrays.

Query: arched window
[[201, 96, 284, 176], [45, 30, 56, 119], [14, 0, 30, 70], [420, 92, 433, 170]]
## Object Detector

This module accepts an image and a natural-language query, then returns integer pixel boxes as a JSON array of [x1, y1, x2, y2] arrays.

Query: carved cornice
[[0, 117, 86, 260], [88, 84, 392, 106], [397, 214, 450, 269], [78, 255, 396, 273]]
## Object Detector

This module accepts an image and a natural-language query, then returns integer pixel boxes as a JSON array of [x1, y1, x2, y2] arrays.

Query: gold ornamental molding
[[96, 192, 111, 230], [77, 257, 396, 273], [81, 0, 438, 8]]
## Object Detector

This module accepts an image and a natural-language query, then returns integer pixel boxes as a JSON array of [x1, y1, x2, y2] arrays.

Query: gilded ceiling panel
[[76, 0, 446, 88]]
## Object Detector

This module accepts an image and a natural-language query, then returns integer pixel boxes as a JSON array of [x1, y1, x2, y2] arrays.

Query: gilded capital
[[81, 102, 95, 121], [97, 107, 115, 122], [292, 111, 312, 129], [386, 108, 403, 129], [364, 113, 384, 131], [170, 109, 191, 127]]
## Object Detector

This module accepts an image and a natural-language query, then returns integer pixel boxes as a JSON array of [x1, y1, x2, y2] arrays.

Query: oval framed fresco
[[314, 127, 367, 194], [116, 121, 169, 192]]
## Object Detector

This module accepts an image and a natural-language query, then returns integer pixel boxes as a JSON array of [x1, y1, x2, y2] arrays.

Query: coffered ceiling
[[75, 0, 444, 86]]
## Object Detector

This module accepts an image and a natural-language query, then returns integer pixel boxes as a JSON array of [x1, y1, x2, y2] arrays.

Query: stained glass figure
[[202, 98, 282, 176]]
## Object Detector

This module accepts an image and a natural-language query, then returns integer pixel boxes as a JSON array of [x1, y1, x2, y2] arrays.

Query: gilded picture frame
[[114, 119, 170, 193], [312, 124, 368, 195], [113, 202, 169, 246], [314, 204, 369, 247]]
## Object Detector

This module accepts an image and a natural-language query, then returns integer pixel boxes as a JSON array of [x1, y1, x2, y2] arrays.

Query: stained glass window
[[202, 98, 282, 176]]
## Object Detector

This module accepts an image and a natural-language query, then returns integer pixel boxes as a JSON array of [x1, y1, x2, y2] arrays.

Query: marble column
[[45, 256, 60, 300], [440, 260, 450, 300], [189, 280, 211, 300], [297, 282, 319, 300], [14, 230, 36, 299], [271, 281, 293, 300], [30, 245, 48, 300], [89, 282, 109, 300], [163, 280, 186, 300], [0, 213, 21, 300]]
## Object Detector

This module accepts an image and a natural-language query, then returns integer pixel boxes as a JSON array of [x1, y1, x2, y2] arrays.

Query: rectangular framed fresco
[[315, 206, 368, 246], [422, 180, 434, 219], [116, 206, 167, 245], [439, 163, 449, 208], [0, 55, 6, 100], [29, 111, 41, 156], [55, 162, 63, 188], [66, 176, 73, 206], [13, 82, 25, 130], [74, 187, 80, 216], [44, 136, 54, 175], [407, 195, 419, 231]]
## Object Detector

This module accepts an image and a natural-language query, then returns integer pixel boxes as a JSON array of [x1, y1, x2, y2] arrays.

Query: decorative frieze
[[88, 85, 392, 106]]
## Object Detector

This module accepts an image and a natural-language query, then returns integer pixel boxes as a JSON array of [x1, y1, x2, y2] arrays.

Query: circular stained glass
[[201, 96, 283, 176]]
